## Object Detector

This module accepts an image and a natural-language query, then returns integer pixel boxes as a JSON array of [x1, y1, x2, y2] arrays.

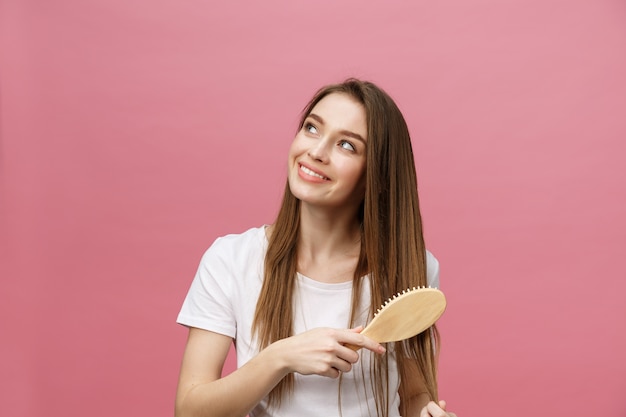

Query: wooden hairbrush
[[346, 287, 446, 350]]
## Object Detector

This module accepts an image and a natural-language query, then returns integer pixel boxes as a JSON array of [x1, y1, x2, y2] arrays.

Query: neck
[[299, 203, 361, 250], [294, 203, 362, 283]]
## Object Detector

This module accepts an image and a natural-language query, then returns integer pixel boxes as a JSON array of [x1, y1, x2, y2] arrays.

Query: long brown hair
[[252, 79, 439, 415]]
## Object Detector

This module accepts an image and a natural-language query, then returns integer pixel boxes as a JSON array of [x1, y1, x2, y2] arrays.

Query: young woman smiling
[[175, 79, 457, 417]]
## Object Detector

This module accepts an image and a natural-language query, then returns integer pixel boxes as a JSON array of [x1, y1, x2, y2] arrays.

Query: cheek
[[338, 159, 366, 185], [354, 170, 367, 196], [354, 163, 367, 195], [288, 135, 305, 159], [287, 141, 299, 167], [287, 137, 307, 176], [350, 158, 367, 179]]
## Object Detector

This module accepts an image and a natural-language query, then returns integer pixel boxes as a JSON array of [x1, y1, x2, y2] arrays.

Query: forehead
[[309, 93, 368, 139]]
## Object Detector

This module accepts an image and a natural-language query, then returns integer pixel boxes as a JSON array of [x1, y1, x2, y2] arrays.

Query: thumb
[[438, 400, 447, 410]]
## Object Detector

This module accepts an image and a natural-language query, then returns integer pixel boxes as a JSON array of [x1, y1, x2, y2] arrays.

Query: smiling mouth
[[299, 164, 328, 180]]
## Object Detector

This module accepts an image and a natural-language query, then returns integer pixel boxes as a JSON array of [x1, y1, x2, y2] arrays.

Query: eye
[[339, 140, 355, 152], [304, 123, 318, 135]]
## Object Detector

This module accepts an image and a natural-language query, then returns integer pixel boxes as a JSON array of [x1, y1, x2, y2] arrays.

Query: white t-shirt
[[177, 226, 440, 417]]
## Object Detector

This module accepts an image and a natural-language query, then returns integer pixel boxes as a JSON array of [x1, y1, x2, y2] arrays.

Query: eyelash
[[305, 123, 318, 135], [304, 122, 356, 152], [339, 140, 356, 152]]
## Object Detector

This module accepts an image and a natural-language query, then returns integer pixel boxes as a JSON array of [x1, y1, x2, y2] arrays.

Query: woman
[[176, 79, 456, 417]]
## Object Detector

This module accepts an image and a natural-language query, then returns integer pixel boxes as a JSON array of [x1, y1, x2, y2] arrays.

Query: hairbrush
[[346, 286, 446, 350]]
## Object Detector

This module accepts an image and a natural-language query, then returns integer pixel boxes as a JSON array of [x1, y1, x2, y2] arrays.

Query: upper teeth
[[300, 165, 326, 179]]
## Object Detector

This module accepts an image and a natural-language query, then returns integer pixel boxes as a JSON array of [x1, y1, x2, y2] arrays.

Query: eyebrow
[[307, 113, 367, 144]]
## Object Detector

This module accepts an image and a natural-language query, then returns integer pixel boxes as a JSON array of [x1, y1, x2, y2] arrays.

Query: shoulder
[[202, 226, 267, 263], [210, 225, 267, 248], [196, 225, 268, 286]]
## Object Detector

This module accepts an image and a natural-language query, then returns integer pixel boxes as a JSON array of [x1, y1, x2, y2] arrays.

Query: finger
[[322, 349, 356, 375], [438, 400, 457, 416], [310, 353, 348, 378], [425, 401, 448, 417], [321, 346, 356, 372], [336, 345, 360, 364], [322, 366, 341, 379], [339, 328, 385, 354], [349, 326, 364, 333], [331, 358, 353, 373], [355, 334, 386, 354]]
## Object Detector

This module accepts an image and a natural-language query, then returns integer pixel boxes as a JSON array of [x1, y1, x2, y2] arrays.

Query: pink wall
[[1, 1, 625, 416]]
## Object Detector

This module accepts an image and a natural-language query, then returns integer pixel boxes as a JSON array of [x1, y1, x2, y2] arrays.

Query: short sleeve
[[176, 238, 237, 338], [425, 250, 440, 289]]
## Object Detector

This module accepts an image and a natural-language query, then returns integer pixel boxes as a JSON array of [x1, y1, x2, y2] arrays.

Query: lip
[[298, 162, 330, 182]]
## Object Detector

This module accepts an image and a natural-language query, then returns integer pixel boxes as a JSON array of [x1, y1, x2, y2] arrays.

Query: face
[[288, 93, 368, 211]]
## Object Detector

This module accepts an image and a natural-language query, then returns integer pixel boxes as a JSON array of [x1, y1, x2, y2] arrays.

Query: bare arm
[[175, 328, 287, 417], [175, 326, 386, 417]]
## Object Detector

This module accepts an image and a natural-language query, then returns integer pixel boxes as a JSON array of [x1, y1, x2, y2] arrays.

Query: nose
[[307, 137, 330, 163]]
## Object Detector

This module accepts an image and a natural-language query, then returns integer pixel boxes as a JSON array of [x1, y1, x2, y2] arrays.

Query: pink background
[[1, 1, 625, 416]]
